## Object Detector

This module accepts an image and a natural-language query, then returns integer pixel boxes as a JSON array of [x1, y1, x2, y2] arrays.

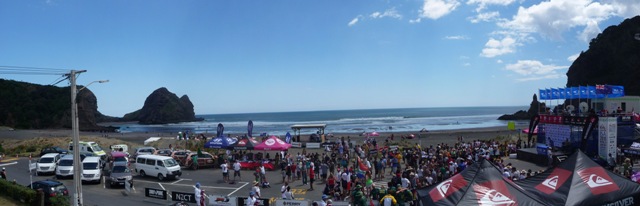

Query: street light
[[69, 70, 108, 206]]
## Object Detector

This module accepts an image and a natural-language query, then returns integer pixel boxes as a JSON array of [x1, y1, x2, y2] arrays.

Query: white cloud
[[348, 16, 361, 27], [445, 35, 468, 40], [463, 63, 471, 66], [409, 18, 422, 24], [505, 60, 568, 81], [467, 0, 515, 12], [608, 0, 640, 17], [499, 0, 616, 41], [497, 59, 503, 63], [418, 0, 461, 20], [481, 36, 516, 58], [370, 8, 402, 19], [469, 11, 500, 23], [567, 53, 580, 62], [579, 20, 601, 42]]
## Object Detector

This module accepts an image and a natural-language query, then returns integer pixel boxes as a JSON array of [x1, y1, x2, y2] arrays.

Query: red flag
[[358, 157, 369, 171]]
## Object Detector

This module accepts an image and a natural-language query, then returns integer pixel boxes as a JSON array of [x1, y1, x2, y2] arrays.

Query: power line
[[0, 66, 69, 75]]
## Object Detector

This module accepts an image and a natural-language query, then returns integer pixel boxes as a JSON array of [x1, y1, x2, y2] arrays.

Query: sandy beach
[[0, 125, 529, 153]]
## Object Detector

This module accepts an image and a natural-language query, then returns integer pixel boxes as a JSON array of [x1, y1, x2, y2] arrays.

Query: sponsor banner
[[145, 188, 167, 200], [275, 199, 309, 206], [602, 196, 634, 206], [577, 167, 620, 195], [429, 173, 468, 202], [473, 181, 515, 206], [306, 143, 320, 149], [291, 142, 302, 148], [238, 197, 270, 206], [534, 168, 572, 194], [598, 117, 617, 160], [209, 195, 237, 206], [172, 191, 196, 203]]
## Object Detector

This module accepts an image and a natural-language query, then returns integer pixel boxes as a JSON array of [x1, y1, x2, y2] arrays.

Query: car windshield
[[83, 162, 99, 170], [90, 143, 103, 152], [112, 166, 130, 173], [163, 159, 178, 167], [114, 157, 127, 162], [39, 157, 54, 163], [58, 159, 73, 166]]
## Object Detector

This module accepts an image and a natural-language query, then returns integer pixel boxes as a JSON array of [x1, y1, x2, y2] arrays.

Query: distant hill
[[0, 79, 114, 131], [123, 87, 203, 124]]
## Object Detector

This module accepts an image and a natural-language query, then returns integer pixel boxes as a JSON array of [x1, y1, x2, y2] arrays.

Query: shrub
[[0, 178, 36, 205], [49, 195, 70, 206]]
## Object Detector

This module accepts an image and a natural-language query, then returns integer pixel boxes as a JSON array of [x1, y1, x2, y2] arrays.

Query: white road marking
[[136, 179, 238, 189], [158, 183, 165, 190], [227, 182, 249, 196], [171, 179, 184, 184], [0, 162, 18, 167]]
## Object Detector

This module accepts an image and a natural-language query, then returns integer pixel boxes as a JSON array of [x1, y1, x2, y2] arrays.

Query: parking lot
[[0, 157, 323, 206]]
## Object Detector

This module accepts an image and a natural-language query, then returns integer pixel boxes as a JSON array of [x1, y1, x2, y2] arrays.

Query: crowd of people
[[246, 135, 546, 206]]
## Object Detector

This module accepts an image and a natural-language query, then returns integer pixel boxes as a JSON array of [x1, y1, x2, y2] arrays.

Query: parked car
[[36, 153, 61, 175], [170, 150, 191, 166], [39, 146, 68, 157], [184, 152, 217, 170], [26, 179, 69, 205], [108, 151, 129, 168], [81, 156, 102, 184], [134, 155, 181, 181], [106, 162, 132, 188], [132, 147, 157, 160], [155, 149, 173, 157], [55, 155, 74, 179]]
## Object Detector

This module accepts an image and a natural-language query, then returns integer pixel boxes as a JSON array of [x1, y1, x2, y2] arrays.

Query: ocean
[[114, 106, 528, 136]]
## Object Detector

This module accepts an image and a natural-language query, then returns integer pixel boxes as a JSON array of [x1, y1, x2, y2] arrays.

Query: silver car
[[106, 162, 132, 188]]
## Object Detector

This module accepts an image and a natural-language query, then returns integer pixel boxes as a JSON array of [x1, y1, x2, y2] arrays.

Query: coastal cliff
[[500, 15, 640, 120], [566, 16, 640, 91], [0, 79, 115, 131], [123, 87, 203, 124]]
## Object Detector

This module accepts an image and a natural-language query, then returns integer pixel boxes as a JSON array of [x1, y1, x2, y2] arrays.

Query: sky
[[1, 0, 639, 117]]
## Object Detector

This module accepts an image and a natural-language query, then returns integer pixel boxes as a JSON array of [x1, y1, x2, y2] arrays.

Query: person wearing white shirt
[[221, 161, 229, 182], [233, 161, 242, 181], [281, 182, 289, 199], [246, 192, 257, 206], [194, 183, 202, 206], [251, 181, 261, 198], [401, 176, 410, 189], [284, 186, 294, 199]]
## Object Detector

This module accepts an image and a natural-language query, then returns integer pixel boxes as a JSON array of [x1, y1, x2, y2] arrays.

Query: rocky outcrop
[[123, 87, 203, 124], [499, 94, 547, 120], [0, 79, 115, 131], [566, 16, 640, 92]]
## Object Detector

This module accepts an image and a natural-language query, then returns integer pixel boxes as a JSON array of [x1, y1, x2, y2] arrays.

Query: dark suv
[[39, 147, 68, 157], [26, 179, 69, 205]]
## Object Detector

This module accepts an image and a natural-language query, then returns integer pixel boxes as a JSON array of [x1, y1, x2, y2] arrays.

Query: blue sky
[[1, 0, 638, 116]]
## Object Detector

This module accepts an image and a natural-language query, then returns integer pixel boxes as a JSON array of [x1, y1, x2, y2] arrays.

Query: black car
[[26, 179, 69, 205], [40, 147, 68, 157]]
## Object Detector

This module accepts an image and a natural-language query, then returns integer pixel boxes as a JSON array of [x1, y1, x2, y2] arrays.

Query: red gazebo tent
[[254, 136, 291, 151]]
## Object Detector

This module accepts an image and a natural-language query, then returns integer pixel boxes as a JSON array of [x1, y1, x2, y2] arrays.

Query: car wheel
[[158, 174, 165, 181], [139, 170, 146, 177]]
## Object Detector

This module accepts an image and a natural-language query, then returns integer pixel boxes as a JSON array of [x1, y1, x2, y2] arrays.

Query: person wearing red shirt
[[308, 166, 315, 191]]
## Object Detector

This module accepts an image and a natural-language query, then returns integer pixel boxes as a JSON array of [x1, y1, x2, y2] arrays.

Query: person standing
[[191, 153, 199, 170], [251, 181, 261, 198], [1, 167, 6, 180], [194, 183, 202, 206], [221, 160, 229, 183], [284, 186, 294, 200], [233, 160, 242, 181], [308, 164, 315, 191]]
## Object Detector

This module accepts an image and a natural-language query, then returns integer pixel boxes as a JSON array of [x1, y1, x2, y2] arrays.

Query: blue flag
[[539, 89, 548, 100]]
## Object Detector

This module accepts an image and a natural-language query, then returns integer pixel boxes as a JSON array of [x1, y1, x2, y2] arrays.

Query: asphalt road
[[0, 157, 326, 206]]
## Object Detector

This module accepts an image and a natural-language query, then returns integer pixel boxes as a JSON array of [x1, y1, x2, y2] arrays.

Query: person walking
[[308, 165, 315, 191]]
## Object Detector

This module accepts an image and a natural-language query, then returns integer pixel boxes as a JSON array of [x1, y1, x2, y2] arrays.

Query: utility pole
[[69, 69, 86, 206]]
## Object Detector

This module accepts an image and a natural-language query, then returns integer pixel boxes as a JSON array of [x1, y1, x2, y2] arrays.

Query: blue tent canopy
[[204, 136, 237, 149]]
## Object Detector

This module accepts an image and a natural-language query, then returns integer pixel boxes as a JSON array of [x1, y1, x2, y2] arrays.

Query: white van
[[56, 154, 75, 179], [134, 155, 181, 181], [110, 144, 129, 155], [81, 156, 102, 183], [37, 153, 61, 175]]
